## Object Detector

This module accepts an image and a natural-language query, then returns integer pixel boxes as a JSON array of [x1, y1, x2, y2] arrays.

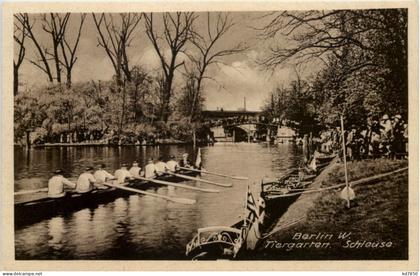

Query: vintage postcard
[[1, 0, 418, 271]]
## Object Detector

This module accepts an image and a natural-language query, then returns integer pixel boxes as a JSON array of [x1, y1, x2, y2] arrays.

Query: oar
[[134, 176, 219, 193], [165, 171, 232, 187], [15, 187, 48, 196], [103, 182, 196, 205], [180, 166, 248, 181]]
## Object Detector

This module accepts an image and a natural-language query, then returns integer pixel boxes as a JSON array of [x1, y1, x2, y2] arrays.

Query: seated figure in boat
[[114, 164, 133, 184], [129, 161, 143, 178], [155, 156, 169, 176], [94, 164, 115, 189], [48, 169, 76, 198], [166, 155, 180, 172], [180, 153, 192, 168], [145, 158, 158, 178], [76, 167, 97, 193]]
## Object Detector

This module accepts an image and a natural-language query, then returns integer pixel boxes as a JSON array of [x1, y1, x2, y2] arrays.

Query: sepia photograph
[[1, 0, 418, 271]]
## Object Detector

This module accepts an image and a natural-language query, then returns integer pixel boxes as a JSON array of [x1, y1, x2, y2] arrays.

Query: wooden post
[[233, 129, 236, 143], [340, 115, 350, 208], [26, 130, 31, 148], [193, 130, 196, 148]]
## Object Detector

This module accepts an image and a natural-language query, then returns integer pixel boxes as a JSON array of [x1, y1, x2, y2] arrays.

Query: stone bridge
[[202, 109, 297, 143], [210, 123, 278, 142]]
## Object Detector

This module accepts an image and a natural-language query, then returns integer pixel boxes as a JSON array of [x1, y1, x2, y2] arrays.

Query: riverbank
[[253, 158, 408, 260], [14, 138, 190, 148]]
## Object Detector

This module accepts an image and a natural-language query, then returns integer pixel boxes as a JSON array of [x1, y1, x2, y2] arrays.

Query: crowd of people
[[47, 153, 195, 198], [318, 114, 408, 160]]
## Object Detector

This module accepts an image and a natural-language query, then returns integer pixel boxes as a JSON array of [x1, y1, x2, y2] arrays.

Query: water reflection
[[15, 143, 302, 259], [72, 208, 94, 257], [48, 217, 65, 250]]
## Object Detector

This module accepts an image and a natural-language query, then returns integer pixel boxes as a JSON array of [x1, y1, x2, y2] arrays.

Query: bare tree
[[93, 13, 141, 137], [258, 10, 379, 70], [17, 13, 54, 82], [59, 14, 86, 88], [92, 13, 142, 85], [13, 14, 28, 96], [185, 12, 247, 122], [41, 13, 71, 83], [143, 12, 197, 122]]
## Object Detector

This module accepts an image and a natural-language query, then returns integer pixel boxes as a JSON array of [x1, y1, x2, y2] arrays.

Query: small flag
[[246, 186, 259, 220], [195, 148, 202, 168]]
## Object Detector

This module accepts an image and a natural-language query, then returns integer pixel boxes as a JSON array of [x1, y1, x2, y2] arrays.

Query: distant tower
[[244, 97, 246, 111]]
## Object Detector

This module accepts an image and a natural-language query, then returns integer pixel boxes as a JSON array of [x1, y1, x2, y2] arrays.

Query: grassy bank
[[254, 159, 408, 260]]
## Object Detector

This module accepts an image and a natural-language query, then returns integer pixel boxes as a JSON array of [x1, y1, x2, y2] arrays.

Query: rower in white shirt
[[166, 155, 180, 172], [48, 169, 76, 198], [155, 156, 169, 176], [93, 164, 115, 189], [144, 159, 158, 179], [76, 167, 97, 193], [129, 161, 142, 178], [114, 164, 133, 184]]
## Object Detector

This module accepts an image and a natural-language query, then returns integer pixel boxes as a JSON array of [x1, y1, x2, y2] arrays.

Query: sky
[[15, 12, 318, 111]]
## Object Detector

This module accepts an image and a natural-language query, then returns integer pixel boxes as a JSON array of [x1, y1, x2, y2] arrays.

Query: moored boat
[[186, 187, 261, 260], [15, 170, 199, 229], [260, 170, 312, 215], [185, 222, 244, 260], [260, 153, 336, 216]]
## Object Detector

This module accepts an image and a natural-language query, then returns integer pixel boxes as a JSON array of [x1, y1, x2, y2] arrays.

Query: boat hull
[[15, 170, 199, 228], [187, 242, 239, 260]]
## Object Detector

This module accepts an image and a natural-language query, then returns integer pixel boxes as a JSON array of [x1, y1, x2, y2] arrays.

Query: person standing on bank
[[391, 115, 405, 159], [380, 114, 393, 157], [94, 164, 115, 188], [76, 167, 97, 193], [346, 128, 356, 161], [48, 169, 76, 198]]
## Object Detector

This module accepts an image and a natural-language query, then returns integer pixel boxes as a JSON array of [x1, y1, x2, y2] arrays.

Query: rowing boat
[[14, 170, 199, 229], [259, 171, 309, 215], [260, 153, 337, 215]]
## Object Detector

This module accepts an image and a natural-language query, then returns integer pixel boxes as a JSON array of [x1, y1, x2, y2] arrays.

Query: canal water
[[14, 143, 302, 260]]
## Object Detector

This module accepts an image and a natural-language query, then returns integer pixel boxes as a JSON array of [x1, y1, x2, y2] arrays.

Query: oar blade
[[15, 188, 48, 196], [232, 176, 249, 180], [201, 188, 220, 193], [180, 166, 248, 181], [220, 183, 233, 187], [171, 197, 196, 205]]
